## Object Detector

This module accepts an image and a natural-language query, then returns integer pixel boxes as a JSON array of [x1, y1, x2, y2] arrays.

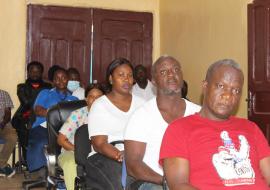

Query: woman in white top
[[86, 58, 145, 190]]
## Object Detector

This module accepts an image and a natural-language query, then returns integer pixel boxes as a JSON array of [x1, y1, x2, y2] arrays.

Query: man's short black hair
[[205, 59, 243, 82], [134, 64, 147, 74], [27, 61, 44, 73]]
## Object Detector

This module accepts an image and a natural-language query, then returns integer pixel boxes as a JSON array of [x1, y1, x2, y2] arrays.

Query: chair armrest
[[110, 140, 124, 146]]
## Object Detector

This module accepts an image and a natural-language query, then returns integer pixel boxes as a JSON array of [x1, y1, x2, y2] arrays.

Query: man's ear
[[202, 80, 208, 94], [152, 77, 157, 87]]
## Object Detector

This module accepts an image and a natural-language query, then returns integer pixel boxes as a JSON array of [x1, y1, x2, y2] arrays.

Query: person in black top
[[12, 61, 51, 163]]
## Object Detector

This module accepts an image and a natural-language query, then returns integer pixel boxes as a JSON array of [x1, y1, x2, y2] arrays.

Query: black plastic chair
[[74, 124, 91, 190], [46, 100, 87, 188], [74, 128, 126, 190], [22, 99, 87, 190]]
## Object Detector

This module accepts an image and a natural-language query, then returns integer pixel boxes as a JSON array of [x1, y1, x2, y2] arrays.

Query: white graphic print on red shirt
[[212, 131, 255, 186]]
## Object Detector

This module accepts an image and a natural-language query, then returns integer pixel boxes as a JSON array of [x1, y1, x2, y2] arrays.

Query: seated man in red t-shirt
[[159, 59, 270, 190]]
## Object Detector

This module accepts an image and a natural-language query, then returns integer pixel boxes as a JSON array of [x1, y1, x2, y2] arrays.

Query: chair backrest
[[74, 124, 91, 166], [46, 100, 87, 156]]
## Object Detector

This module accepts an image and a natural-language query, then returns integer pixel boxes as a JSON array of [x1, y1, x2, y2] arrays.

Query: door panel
[[27, 5, 92, 86], [27, 5, 153, 86], [248, 1, 270, 143], [93, 9, 153, 83]]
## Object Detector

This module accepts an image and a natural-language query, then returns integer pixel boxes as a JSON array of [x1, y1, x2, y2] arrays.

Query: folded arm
[[34, 105, 47, 117]]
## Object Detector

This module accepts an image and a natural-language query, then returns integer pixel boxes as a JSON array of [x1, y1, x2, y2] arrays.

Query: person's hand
[[115, 151, 124, 162]]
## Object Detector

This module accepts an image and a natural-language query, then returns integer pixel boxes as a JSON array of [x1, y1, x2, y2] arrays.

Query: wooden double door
[[27, 5, 153, 86], [248, 0, 270, 143]]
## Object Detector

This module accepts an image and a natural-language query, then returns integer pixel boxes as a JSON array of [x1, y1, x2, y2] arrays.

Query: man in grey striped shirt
[[0, 89, 17, 177]]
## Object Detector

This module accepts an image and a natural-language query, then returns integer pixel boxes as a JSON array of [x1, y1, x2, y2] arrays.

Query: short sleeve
[[88, 99, 109, 138], [254, 122, 270, 159], [59, 110, 80, 138], [34, 89, 50, 108], [3, 91, 13, 108], [159, 120, 189, 165]]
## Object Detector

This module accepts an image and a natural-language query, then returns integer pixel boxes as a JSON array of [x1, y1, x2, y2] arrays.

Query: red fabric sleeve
[[159, 119, 189, 166], [253, 122, 270, 159]]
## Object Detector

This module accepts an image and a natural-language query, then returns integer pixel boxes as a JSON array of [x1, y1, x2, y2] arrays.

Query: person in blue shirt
[[27, 67, 78, 173]]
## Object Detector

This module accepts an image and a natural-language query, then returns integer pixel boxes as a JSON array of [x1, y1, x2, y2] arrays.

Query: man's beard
[[162, 88, 181, 96]]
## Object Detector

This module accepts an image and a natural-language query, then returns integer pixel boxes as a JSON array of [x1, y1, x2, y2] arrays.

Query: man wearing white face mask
[[67, 68, 85, 100]]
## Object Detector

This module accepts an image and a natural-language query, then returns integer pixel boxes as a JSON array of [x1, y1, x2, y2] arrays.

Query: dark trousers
[[16, 125, 29, 161], [85, 153, 123, 190], [126, 175, 144, 190], [26, 126, 48, 172], [12, 116, 29, 161]]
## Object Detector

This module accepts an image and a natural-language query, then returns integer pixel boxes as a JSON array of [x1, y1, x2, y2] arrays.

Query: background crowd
[[0, 56, 270, 190]]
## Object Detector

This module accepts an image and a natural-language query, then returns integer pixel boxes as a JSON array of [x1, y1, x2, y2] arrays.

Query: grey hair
[[151, 55, 181, 78], [205, 59, 243, 82]]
